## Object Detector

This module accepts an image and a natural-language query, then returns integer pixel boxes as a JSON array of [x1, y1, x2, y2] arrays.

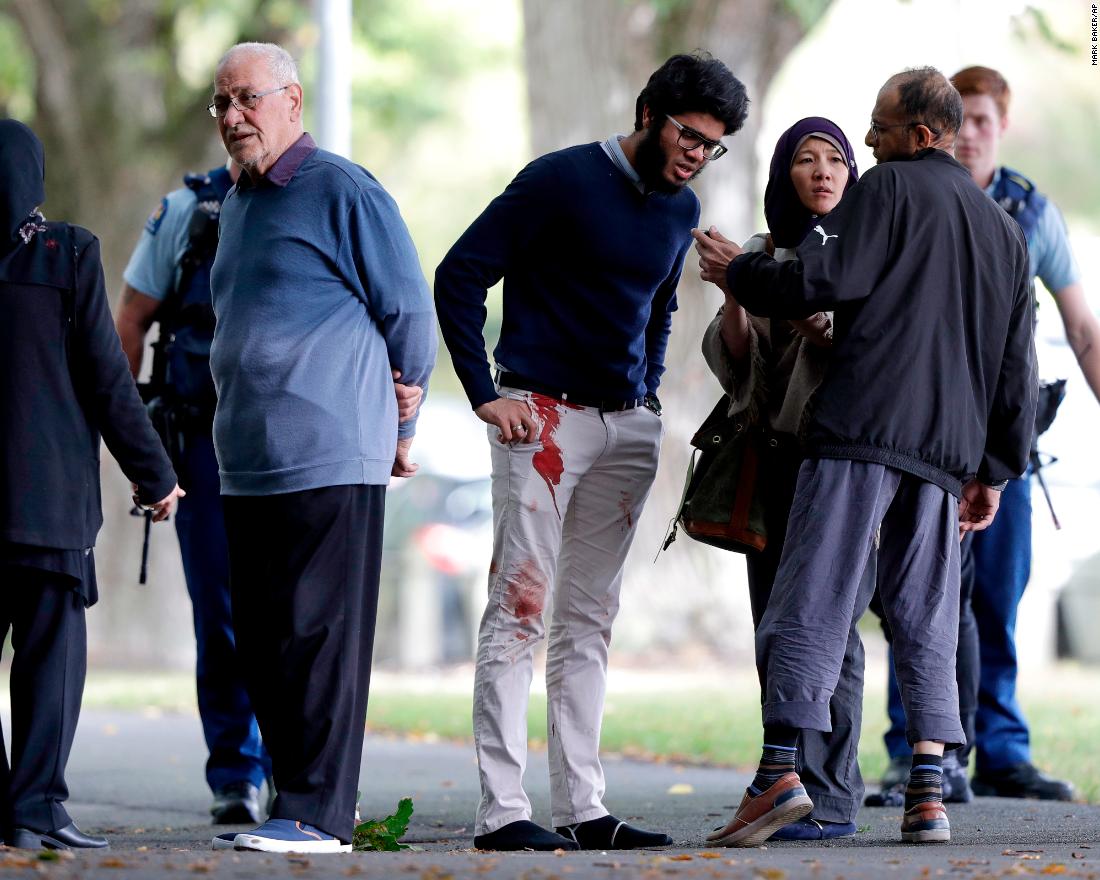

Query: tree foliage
[[0, 0, 502, 280]]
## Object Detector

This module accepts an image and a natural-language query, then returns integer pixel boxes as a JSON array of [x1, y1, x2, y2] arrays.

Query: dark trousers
[[746, 445, 873, 824], [175, 434, 268, 792], [222, 484, 385, 844], [0, 566, 86, 833], [758, 459, 964, 749]]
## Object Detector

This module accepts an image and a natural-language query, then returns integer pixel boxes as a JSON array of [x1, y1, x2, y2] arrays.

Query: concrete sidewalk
[[3, 709, 1097, 879]]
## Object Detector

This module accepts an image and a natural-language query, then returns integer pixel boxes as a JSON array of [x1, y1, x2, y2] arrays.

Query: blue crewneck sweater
[[435, 143, 700, 409], [210, 141, 436, 494]]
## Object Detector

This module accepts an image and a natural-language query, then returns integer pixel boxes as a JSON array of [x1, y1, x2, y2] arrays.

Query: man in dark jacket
[[0, 119, 182, 851], [693, 67, 1036, 846]]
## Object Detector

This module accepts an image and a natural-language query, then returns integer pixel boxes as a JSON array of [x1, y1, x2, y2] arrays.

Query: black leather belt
[[496, 371, 642, 412]]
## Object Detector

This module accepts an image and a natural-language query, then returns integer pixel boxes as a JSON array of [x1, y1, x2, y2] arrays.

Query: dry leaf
[[756, 869, 787, 879], [699, 851, 722, 859], [668, 854, 693, 860]]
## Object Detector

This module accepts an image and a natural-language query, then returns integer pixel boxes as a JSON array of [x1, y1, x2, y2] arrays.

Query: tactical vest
[[158, 166, 233, 411], [990, 166, 1046, 241]]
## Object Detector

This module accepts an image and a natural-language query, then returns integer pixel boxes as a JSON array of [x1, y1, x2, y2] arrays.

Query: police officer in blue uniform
[[116, 160, 271, 824]]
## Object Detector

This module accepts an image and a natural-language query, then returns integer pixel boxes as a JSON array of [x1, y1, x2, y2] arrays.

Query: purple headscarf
[[764, 116, 858, 249]]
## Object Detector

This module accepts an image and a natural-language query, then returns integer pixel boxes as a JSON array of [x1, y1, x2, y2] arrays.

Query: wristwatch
[[643, 393, 662, 417], [982, 479, 1009, 491]]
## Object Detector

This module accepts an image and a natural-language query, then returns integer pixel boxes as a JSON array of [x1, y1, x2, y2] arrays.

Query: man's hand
[[691, 226, 743, 296], [133, 483, 186, 523], [392, 370, 423, 424], [392, 437, 418, 478], [958, 479, 1001, 535], [790, 313, 834, 348], [475, 396, 538, 444]]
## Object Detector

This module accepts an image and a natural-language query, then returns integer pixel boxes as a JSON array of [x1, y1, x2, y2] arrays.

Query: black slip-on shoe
[[556, 814, 673, 849], [972, 762, 1075, 801], [12, 822, 109, 850], [474, 819, 579, 851]]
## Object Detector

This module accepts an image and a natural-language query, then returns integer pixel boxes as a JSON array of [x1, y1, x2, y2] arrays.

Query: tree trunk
[[522, 0, 831, 658]]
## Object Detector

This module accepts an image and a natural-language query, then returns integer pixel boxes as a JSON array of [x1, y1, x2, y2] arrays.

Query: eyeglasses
[[869, 119, 942, 139], [208, 86, 289, 118], [666, 115, 727, 161]]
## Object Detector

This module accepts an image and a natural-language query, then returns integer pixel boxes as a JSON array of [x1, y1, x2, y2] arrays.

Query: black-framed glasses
[[666, 115, 727, 161], [208, 85, 289, 118]]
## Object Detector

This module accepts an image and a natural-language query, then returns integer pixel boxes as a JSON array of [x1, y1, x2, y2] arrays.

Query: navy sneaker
[[768, 817, 857, 841], [225, 819, 351, 853], [211, 831, 237, 851]]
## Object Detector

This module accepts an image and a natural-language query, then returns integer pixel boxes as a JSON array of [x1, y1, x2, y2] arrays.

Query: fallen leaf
[[699, 851, 722, 859], [755, 869, 787, 879], [668, 854, 692, 861], [100, 856, 132, 868], [1040, 866, 1067, 875], [666, 783, 694, 795]]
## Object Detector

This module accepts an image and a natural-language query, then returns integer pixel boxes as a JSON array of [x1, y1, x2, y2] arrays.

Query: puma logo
[[813, 224, 838, 245]]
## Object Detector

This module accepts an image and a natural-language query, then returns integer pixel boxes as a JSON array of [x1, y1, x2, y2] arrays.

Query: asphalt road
[[2, 709, 1097, 879]]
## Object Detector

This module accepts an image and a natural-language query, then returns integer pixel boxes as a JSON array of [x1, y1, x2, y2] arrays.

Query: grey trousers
[[746, 444, 875, 823], [757, 459, 965, 749]]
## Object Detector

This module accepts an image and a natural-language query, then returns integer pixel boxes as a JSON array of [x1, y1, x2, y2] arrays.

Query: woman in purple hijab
[[700, 117, 864, 842]]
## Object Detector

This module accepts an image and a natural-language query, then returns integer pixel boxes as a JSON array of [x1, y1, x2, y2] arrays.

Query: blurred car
[[374, 398, 493, 668]]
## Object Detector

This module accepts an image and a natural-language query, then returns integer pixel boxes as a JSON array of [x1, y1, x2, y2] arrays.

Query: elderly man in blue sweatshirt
[[436, 53, 749, 853], [206, 42, 436, 854]]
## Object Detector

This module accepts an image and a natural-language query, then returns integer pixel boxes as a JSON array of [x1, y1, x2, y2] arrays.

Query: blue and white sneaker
[[222, 819, 352, 853], [211, 831, 237, 851]]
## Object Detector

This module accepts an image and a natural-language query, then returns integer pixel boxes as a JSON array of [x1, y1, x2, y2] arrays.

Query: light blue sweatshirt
[[210, 135, 436, 494]]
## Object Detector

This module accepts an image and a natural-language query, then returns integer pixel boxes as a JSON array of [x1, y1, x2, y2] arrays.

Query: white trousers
[[472, 388, 662, 834]]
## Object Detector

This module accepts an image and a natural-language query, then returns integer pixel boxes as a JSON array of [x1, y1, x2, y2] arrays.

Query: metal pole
[[314, 0, 353, 157]]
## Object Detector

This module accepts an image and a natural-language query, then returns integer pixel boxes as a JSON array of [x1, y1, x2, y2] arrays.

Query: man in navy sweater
[[206, 42, 436, 854], [435, 53, 748, 852]]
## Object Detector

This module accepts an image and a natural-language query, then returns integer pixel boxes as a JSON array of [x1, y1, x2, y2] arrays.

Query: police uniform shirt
[[123, 187, 197, 301]]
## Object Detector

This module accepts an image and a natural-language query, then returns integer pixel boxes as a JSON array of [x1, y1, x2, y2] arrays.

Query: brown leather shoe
[[706, 773, 813, 847], [900, 800, 951, 843]]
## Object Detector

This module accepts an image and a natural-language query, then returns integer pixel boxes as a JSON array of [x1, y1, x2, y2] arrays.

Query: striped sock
[[750, 726, 799, 794], [905, 753, 944, 810]]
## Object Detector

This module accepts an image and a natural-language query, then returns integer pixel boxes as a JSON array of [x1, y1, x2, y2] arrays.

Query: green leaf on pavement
[[352, 796, 414, 852]]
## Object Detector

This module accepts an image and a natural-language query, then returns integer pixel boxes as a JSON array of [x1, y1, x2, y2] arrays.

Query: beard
[[634, 124, 691, 194]]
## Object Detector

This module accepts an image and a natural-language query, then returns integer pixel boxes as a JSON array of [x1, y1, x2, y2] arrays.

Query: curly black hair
[[634, 52, 749, 136]]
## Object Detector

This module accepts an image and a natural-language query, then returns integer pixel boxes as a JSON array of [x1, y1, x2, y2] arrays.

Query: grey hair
[[217, 42, 300, 86]]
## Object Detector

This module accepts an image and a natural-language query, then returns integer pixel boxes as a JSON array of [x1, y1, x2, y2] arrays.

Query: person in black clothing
[[0, 119, 182, 851], [693, 67, 1036, 846]]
